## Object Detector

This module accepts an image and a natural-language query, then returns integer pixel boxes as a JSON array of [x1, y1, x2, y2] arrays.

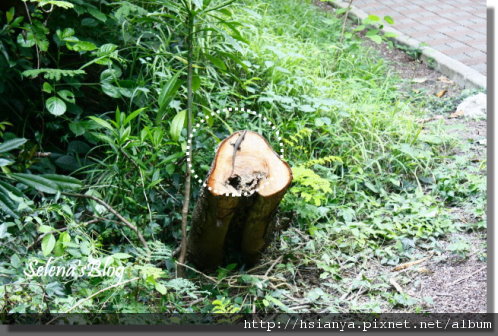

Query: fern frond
[[22, 68, 86, 81], [285, 127, 312, 146], [134, 240, 172, 263], [290, 166, 333, 206], [28, 0, 74, 9], [303, 155, 343, 168]]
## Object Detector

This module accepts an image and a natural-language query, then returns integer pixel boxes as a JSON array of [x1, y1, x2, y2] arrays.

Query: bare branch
[[62, 192, 149, 250]]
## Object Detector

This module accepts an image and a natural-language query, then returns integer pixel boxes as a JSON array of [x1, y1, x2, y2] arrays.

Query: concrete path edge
[[329, 0, 487, 90]]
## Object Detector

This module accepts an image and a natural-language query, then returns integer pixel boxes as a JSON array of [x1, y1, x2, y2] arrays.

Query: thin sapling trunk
[[178, 11, 194, 277]]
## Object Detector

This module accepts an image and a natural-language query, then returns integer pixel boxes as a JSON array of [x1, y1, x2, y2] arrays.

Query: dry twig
[[389, 277, 404, 294], [392, 253, 433, 272], [264, 256, 283, 277], [176, 262, 218, 283], [340, 272, 363, 300], [449, 266, 486, 286]]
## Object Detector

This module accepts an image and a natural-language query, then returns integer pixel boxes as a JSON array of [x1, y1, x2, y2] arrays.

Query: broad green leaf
[[54, 232, 71, 256], [70, 40, 97, 52], [57, 27, 75, 40], [315, 117, 331, 127], [98, 43, 117, 54], [366, 29, 379, 37], [41, 234, 56, 256], [6, 7, 14, 23], [299, 104, 314, 112], [85, 190, 107, 215], [10, 254, 21, 268], [11, 173, 59, 194], [384, 15, 394, 24], [89, 116, 114, 130], [364, 181, 378, 193], [0, 187, 18, 218], [100, 68, 122, 82], [17, 31, 35, 48], [0, 158, 13, 167], [157, 71, 183, 123], [91, 133, 116, 148], [80, 241, 90, 255], [169, 110, 186, 142], [367, 35, 382, 44], [158, 152, 183, 165], [54, 155, 80, 171], [87, 7, 107, 22], [0, 181, 25, 199], [40, 174, 82, 191], [0, 138, 27, 153], [38, 225, 54, 233], [54, 241, 64, 256], [69, 120, 96, 136], [192, 75, 201, 91], [265, 295, 294, 313], [217, 7, 231, 16], [367, 14, 380, 22], [57, 90, 75, 103], [42, 82, 53, 93], [124, 108, 146, 125], [101, 82, 121, 98], [206, 54, 227, 71], [46, 96, 67, 116], [155, 282, 167, 294], [0, 223, 11, 239], [60, 231, 71, 243]]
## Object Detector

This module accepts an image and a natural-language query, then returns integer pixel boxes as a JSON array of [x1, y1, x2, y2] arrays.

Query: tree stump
[[186, 130, 292, 271]]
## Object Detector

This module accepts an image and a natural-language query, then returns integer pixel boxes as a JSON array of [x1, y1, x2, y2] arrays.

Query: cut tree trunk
[[186, 130, 293, 271]]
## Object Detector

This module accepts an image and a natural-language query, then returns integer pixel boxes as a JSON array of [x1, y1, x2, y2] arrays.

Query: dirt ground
[[363, 34, 487, 315], [317, 2, 488, 313]]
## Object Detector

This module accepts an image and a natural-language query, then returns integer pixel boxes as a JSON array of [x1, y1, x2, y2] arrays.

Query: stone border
[[329, 0, 487, 90]]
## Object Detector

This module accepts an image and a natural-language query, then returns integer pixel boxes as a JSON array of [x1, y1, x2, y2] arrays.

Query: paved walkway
[[351, 0, 487, 75]]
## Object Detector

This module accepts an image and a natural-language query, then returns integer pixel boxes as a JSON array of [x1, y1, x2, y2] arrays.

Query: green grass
[[204, 0, 487, 313]]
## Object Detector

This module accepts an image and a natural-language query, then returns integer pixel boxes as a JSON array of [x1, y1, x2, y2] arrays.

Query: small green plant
[[354, 14, 396, 44], [212, 297, 241, 313], [387, 293, 418, 308], [447, 238, 471, 258], [426, 57, 437, 69], [290, 166, 333, 206], [394, 42, 423, 59]]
